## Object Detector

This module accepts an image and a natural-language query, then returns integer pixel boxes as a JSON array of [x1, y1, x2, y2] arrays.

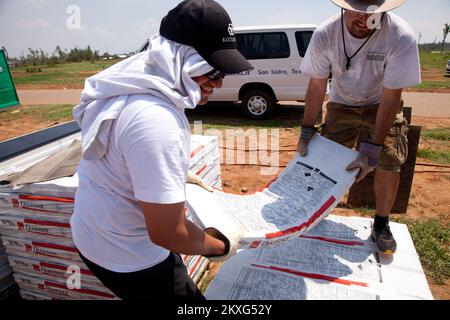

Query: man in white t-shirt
[[70, 0, 252, 300], [298, 0, 420, 254]]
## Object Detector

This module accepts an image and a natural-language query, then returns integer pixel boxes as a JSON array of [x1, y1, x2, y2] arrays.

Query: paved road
[[17, 89, 450, 118], [401, 92, 450, 118], [17, 89, 82, 106]]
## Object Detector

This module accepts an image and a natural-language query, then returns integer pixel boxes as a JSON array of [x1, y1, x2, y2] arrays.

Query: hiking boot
[[371, 224, 397, 254]]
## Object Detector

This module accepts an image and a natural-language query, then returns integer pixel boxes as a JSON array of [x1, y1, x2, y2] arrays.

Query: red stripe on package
[[31, 241, 78, 253], [252, 263, 368, 287], [41, 281, 115, 299], [265, 196, 336, 239], [23, 219, 71, 228], [299, 235, 364, 247], [196, 165, 207, 175], [19, 194, 74, 203], [188, 256, 203, 277], [190, 145, 204, 157]]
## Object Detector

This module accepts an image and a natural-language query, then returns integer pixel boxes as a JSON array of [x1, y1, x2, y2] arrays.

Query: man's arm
[[139, 201, 226, 256], [373, 87, 403, 144], [297, 77, 328, 156], [301, 77, 328, 126], [346, 87, 403, 182]]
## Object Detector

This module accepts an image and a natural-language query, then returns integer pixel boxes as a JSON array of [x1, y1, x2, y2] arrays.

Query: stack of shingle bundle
[[189, 135, 222, 190], [0, 238, 17, 299], [0, 133, 221, 299], [183, 135, 222, 283], [0, 181, 119, 300]]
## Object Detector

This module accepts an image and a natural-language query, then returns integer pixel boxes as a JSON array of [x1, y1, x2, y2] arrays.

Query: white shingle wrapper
[[186, 135, 359, 249], [205, 215, 434, 300]]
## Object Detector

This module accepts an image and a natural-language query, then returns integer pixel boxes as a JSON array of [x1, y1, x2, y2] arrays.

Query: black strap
[[341, 9, 385, 70]]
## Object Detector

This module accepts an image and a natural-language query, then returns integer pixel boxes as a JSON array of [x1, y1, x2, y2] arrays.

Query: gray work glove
[[346, 141, 383, 183], [187, 170, 213, 192], [296, 125, 317, 157], [203, 226, 245, 262]]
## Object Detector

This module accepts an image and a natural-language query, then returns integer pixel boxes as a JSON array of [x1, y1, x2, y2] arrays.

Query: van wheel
[[241, 90, 275, 120]]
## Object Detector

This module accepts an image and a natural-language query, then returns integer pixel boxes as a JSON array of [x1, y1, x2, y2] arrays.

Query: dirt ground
[[218, 130, 450, 228], [0, 117, 67, 142], [0, 104, 449, 300]]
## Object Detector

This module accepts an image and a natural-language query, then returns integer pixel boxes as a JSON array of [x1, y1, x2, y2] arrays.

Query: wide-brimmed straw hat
[[330, 0, 406, 13]]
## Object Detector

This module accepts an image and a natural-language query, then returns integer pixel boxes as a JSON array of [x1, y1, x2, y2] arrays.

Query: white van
[[208, 24, 317, 119], [139, 24, 316, 119]]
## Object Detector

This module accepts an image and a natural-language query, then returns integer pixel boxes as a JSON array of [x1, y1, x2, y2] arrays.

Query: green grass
[[419, 51, 450, 69], [414, 81, 450, 90], [392, 217, 450, 284], [417, 148, 450, 164], [347, 206, 376, 217], [0, 105, 74, 122], [412, 51, 450, 91], [418, 128, 450, 164], [11, 60, 120, 86], [421, 128, 450, 141]]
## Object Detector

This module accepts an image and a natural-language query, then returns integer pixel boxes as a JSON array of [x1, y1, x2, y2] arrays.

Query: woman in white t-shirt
[[70, 0, 252, 300]]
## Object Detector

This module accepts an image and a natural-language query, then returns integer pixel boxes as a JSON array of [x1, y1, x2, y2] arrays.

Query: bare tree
[[442, 23, 449, 53], [1, 46, 8, 59]]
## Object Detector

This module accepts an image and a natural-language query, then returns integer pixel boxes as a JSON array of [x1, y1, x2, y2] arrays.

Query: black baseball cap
[[159, 0, 253, 75]]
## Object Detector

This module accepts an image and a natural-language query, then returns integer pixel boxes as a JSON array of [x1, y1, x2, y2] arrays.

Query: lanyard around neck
[[341, 9, 385, 70]]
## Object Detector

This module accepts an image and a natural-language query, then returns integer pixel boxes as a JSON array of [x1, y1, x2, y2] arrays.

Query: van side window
[[295, 31, 313, 57], [236, 32, 290, 60]]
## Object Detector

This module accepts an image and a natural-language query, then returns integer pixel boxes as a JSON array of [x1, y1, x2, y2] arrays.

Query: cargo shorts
[[321, 102, 409, 172]]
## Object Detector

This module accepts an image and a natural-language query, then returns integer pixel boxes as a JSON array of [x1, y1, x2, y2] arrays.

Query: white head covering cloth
[[73, 35, 213, 160]]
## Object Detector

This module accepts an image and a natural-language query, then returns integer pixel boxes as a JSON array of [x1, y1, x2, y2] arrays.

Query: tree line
[[5, 45, 115, 67], [419, 42, 450, 52], [2, 41, 447, 68]]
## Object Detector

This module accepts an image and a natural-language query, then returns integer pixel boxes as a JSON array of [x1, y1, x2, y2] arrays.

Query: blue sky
[[1, 0, 449, 58]]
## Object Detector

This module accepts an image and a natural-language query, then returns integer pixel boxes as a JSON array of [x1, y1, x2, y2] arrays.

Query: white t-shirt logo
[[228, 23, 234, 36]]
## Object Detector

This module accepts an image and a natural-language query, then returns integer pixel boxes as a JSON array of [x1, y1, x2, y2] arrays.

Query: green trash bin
[[0, 49, 20, 110]]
